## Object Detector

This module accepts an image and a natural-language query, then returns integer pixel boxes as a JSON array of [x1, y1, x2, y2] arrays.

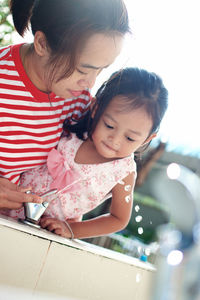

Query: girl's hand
[[40, 217, 72, 238], [0, 177, 42, 209]]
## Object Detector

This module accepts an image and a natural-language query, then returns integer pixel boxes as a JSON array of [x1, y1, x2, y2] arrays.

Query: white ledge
[[0, 214, 155, 300], [0, 214, 155, 272]]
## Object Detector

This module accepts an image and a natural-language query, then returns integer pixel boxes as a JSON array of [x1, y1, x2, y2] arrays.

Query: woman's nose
[[78, 74, 97, 89]]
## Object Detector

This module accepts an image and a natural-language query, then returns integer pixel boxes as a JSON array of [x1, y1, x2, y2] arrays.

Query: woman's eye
[[77, 68, 87, 75], [104, 122, 113, 129]]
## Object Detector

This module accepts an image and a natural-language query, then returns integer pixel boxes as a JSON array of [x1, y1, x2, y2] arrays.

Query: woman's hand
[[0, 177, 42, 209], [40, 217, 73, 239]]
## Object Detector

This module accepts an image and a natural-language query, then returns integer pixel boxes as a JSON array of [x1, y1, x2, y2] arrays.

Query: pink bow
[[47, 148, 79, 192]]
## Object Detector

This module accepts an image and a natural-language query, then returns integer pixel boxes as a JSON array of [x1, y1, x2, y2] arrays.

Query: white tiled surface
[[0, 215, 155, 271], [0, 215, 155, 300], [0, 225, 49, 289], [35, 242, 155, 300], [0, 285, 79, 300]]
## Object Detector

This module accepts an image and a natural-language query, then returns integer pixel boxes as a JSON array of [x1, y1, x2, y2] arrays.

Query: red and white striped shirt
[[0, 44, 91, 184]]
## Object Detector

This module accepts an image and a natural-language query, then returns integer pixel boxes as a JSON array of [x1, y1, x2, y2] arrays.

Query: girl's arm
[[40, 172, 136, 239]]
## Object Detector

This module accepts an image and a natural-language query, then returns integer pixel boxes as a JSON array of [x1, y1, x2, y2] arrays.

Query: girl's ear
[[143, 132, 157, 145], [34, 31, 49, 57]]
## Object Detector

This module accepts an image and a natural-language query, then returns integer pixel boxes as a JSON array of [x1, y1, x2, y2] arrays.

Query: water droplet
[[118, 180, 125, 185], [136, 273, 141, 283], [125, 195, 131, 203], [135, 215, 143, 223], [145, 248, 151, 256], [124, 184, 131, 192], [135, 205, 140, 212], [138, 227, 144, 235]]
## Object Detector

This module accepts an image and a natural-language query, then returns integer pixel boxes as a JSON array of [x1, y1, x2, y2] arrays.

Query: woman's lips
[[69, 90, 83, 97]]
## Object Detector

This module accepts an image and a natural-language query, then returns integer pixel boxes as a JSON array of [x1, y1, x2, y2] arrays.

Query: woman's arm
[[40, 172, 136, 239]]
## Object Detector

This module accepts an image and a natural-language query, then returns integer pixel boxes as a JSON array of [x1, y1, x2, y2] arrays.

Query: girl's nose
[[108, 134, 121, 148]]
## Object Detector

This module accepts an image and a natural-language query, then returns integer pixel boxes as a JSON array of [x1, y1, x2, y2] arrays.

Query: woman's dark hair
[[9, 0, 130, 81], [65, 67, 168, 147]]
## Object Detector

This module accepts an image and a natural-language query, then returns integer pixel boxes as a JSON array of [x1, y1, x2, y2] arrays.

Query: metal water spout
[[150, 163, 200, 300], [21, 189, 57, 228]]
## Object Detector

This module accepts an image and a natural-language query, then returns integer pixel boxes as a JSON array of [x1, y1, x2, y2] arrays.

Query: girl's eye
[[76, 68, 88, 75], [126, 136, 135, 142], [104, 122, 113, 129]]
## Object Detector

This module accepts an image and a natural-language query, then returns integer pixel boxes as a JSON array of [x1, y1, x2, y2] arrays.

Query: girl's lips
[[69, 90, 83, 97], [103, 142, 116, 152]]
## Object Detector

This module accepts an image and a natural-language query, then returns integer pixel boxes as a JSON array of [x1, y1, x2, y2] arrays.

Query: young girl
[[19, 67, 168, 239], [0, 0, 129, 209]]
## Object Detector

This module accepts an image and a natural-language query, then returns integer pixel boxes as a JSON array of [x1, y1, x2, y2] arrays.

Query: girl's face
[[92, 96, 155, 159], [50, 33, 123, 99]]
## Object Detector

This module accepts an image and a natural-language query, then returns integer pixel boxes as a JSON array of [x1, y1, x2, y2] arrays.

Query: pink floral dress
[[2, 134, 136, 220]]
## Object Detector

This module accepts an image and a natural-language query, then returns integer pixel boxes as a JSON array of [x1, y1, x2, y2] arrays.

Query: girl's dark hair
[[65, 67, 168, 146], [9, 0, 130, 81]]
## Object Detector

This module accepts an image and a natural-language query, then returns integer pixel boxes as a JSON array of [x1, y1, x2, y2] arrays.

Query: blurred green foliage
[[0, 0, 14, 46]]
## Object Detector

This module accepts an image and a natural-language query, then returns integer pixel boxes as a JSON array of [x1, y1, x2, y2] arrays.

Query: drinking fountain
[[20, 189, 57, 228]]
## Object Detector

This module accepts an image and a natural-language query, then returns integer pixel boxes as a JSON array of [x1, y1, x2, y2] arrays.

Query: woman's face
[[51, 33, 123, 99]]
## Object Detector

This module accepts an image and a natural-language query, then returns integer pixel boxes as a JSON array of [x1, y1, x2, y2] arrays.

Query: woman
[[0, 0, 130, 210]]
